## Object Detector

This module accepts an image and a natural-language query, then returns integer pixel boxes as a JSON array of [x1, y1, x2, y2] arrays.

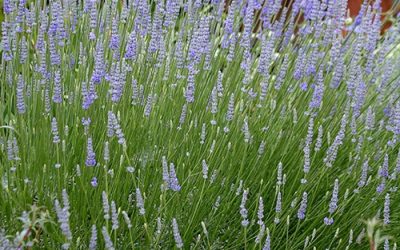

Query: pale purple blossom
[[240, 189, 249, 227], [257, 197, 264, 226], [172, 218, 183, 249], [101, 226, 114, 250], [125, 31, 137, 60], [122, 211, 132, 229], [274, 191, 282, 224], [102, 191, 110, 220], [16, 75, 26, 114], [111, 201, 119, 230], [202, 159, 209, 179], [297, 192, 308, 220], [384, 193, 390, 225], [169, 163, 181, 191], [85, 137, 96, 167], [324, 179, 339, 225], [51, 117, 61, 144], [54, 194, 72, 244], [89, 225, 97, 250], [136, 188, 145, 215], [91, 177, 98, 187], [262, 229, 271, 250], [358, 159, 369, 188]]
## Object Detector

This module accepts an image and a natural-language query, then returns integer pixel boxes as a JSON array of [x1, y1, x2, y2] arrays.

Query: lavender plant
[[0, 0, 400, 249]]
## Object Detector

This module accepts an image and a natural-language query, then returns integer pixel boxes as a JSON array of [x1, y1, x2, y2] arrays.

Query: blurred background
[[0, 0, 399, 34]]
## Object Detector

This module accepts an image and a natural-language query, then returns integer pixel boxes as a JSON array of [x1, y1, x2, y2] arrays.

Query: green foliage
[[0, 1, 400, 249]]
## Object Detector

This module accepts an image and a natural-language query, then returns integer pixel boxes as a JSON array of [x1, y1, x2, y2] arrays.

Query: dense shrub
[[0, 0, 400, 249]]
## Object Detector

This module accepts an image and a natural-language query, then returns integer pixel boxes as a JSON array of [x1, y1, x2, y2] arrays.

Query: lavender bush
[[0, 0, 400, 249]]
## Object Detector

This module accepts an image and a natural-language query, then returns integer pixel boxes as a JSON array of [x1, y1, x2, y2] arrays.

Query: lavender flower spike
[[125, 31, 137, 60], [51, 117, 61, 144], [202, 159, 209, 179], [101, 226, 115, 250], [102, 191, 110, 220], [324, 179, 339, 225], [297, 192, 308, 220], [172, 218, 184, 249], [257, 196, 264, 226], [136, 188, 146, 215], [111, 201, 119, 230], [161, 156, 170, 190], [89, 225, 97, 250], [54, 191, 72, 246], [16, 75, 26, 114], [240, 188, 249, 227], [85, 137, 97, 167], [262, 228, 271, 250], [52, 71, 63, 103], [384, 193, 390, 225], [169, 163, 181, 191], [274, 191, 282, 224], [122, 211, 132, 229]]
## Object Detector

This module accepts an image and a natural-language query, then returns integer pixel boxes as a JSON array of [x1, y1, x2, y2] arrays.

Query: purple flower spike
[[257, 196, 264, 226], [16, 75, 26, 114], [297, 192, 308, 220], [89, 225, 97, 250], [101, 227, 114, 250], [185, 65, 196, 103], [324, 217, 334, 225], [82, 117, 91, 127], [92, 41, 105, 84], [324, 179, 339, 225], [85, 137, 96, 167], [89, 0, 97, 29], [107, 111, 125, 145], [161, 156, 170, 190], [178, 103, 188, 127], [379, 154, 389, 178], [164, 0, 180, 28], [226, 94, 235, 122], [52, 71, 63, 104], [240, 189, 249, 227], [169, 163, 181, 191], [51, 117, 61, 144], [91, 177, 98, 187], [136, 188, 145, 215], [3, 0, 12, 15], [1, 22, 13, 61], [300, 82, 308, 91], [19, 37, 28, 64], [376, 180, 386, 194], [109, 17, 120, 52], [328, 179, 339, 214], [263, 229, 271, 250], [358, 159, 369, 188], [125, 31, 137, 60], [384, 193, 390, 225], [110, 63, 123, 103], [54, 198, 72, 245], [144, 94, 154, 117], [274, 191, 282, 224], [309, 69, 324, 109], [172, 218, 183, 249], [49, 36, 61, 66], [107, 111, 115, 137], [202, 159, 209, 179]]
